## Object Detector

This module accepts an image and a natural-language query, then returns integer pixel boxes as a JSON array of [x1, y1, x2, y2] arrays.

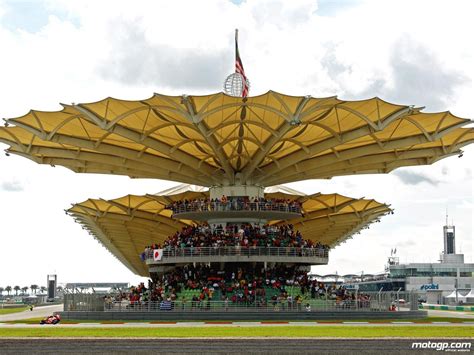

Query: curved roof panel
[[67, 184, 391, 276], [1, 91, 472, 186]]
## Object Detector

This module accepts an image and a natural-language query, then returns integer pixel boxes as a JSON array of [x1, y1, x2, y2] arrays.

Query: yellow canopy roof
[[68, 186, 391, 276], [1, 91, 472, 186]]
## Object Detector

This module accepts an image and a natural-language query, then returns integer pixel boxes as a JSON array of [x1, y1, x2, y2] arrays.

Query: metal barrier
[[145, 246, 329, 262], [170, 201, 301, 215], [104, 299, 384, 313], [65, 291, 421, 313], [64, 293, 106, 312]]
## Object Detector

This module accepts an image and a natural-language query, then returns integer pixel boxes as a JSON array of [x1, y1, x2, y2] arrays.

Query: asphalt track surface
[[427, 309, 474, 318], [3, 322, 474, 329], [0, 306, 472, 354], [0, 305, 472, 323], [0, 304, 63, 322], [1, 338, 470, 354]]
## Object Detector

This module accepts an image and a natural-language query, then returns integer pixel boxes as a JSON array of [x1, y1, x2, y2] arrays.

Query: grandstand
[[1, 91, 473, 318]]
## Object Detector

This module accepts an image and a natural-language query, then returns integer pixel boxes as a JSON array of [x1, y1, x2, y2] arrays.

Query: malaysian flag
[[235, 29, 249, 98]]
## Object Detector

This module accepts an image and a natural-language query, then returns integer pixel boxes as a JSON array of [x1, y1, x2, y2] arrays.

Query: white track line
[[391, 322, 413, 324], [342, 322, 368, 324]]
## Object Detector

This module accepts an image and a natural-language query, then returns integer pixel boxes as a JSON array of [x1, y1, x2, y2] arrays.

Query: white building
[[388, 220, 473, 304]]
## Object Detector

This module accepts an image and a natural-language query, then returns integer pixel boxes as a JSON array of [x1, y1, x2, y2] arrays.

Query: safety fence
[[64, 291, 419, 313]]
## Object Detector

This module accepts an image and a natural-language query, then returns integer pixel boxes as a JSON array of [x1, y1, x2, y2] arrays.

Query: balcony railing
[[169, 201, 302, 215], [144, 246, 328, 263]]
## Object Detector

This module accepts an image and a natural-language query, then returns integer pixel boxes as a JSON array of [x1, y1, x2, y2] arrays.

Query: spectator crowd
[[105, 264, 371, 311], [141, 223, 329, 257], [167, 196, 302, 214]]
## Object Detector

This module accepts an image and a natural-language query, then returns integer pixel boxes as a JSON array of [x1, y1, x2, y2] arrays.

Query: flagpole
[[235, 29, 238, 74], [224, 28, 249, 98]]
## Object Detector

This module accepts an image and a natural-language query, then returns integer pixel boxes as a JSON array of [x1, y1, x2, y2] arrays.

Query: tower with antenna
[[443, 211, 456, 255], [440, 212, 464, 264]]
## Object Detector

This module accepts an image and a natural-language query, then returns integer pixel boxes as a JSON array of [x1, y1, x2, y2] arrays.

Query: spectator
[[166, 196, 302, 215], [144, 223, 329, 256]]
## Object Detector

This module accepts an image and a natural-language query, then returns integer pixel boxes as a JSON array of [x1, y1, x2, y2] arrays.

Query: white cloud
[[0, 0, 472, 286], [0, 179, 24, 191], [393, 170, 440, 186]]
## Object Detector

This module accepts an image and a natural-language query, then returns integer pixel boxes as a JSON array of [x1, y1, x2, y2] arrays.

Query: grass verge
[[0, 326, 472, 338], [0, 306, 29, 315]]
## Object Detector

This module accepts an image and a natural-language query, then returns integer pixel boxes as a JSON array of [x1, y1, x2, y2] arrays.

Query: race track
[[0, 338, 469, 354], [0, 304, 63, 322]]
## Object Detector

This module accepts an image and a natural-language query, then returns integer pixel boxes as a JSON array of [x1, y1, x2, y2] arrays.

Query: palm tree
[[0, 287, 4, 295], [21, 287, 28, 295], [5, 286, 12, 295], [40, 286, 47, 294], [13, 286, 20, 295], [30, 285, 38, 294]]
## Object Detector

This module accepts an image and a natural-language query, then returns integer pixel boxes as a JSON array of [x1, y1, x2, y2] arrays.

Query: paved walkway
[[0, 304, 63, 322]]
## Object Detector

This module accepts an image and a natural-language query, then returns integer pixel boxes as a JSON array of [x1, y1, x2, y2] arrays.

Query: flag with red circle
[[153, 249, 163, 261]]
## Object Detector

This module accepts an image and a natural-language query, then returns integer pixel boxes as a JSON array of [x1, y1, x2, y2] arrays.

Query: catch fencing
[[64, 290, 419, 313]]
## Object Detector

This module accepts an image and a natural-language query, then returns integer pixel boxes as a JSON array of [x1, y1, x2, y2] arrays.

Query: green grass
[[0, 326, 472, 338], [0, 306, 29, 315]]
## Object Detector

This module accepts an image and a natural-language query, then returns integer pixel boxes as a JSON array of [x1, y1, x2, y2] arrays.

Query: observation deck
[[169, 201, 302, 222], [145, 246, 328, 269]]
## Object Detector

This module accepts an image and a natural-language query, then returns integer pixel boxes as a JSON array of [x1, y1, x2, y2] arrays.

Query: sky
[[0, 0, 472, 288]]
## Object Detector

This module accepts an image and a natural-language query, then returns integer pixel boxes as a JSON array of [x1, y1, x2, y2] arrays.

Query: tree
[[5, 286, 12, 295], [21, 287, 28, 295], [13, 286, 20, 295], [30, 285, 38, 294], [0, 287, 4, 295], [40, 286, 47, 294]]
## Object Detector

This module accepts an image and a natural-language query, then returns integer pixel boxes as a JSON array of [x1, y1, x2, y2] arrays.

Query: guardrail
[[145, 246, 329, 262], [169, 201, 302, 215]]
